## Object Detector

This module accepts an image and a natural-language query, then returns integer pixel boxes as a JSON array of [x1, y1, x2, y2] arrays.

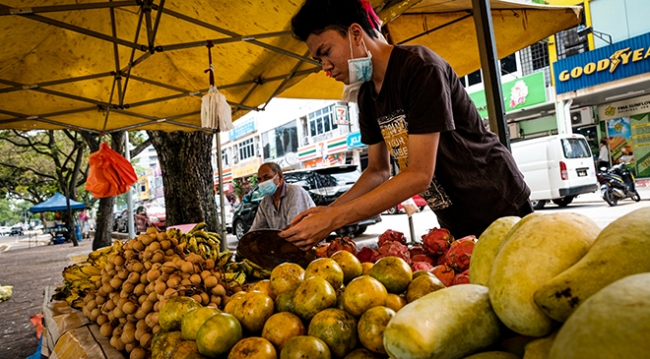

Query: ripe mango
[[534, 207, 650, 322], [489, 213, 599, 337], [548, 273, 650, 359], [469, 216, 520, 286]]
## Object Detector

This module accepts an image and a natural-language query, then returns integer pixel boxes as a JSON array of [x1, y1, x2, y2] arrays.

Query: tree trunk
[[83, 131, 125, 250], [147, 131, 219, 232]]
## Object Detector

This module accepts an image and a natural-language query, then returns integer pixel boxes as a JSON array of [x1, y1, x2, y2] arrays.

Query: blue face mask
[[258, 175, 278, 197], [347, 33, 373, 84]]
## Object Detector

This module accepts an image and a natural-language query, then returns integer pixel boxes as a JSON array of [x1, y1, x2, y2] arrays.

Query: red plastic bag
[[85, 142, 137, 198]]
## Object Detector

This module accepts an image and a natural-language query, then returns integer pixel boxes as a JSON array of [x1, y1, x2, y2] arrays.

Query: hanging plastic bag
[[85, 142, 137, 198]]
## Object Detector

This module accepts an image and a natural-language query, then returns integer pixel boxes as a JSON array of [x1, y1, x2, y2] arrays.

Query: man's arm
[[280, 132, 440, 249]]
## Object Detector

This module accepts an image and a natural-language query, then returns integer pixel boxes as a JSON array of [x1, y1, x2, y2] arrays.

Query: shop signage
[[298, 135, 348, 162], [334, 105, 349, 125], [347, 132, 365, 149], [231, 157, 261, 178], [599, 94, 650, 121], [229, 118, 256, 141], [468, 72, 547, 118], [554, 32, 650, 94]]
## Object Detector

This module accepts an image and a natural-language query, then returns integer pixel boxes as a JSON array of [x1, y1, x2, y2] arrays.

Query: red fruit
[[436, 255, 446, 266], [376, 241, 411, 264], [410, 254, 435, 265], [431, 265, 455, 287], [411, 261, 434, 273], [409, 244, 428, 257], [452, 270, 470, 285], [327, 236, 358, 257], [314, 242, 330, 258], [444, 236, 476, 272], [378, 230, 407, 247], [356, 247, 377, 263], [421, 228, 454, 256]]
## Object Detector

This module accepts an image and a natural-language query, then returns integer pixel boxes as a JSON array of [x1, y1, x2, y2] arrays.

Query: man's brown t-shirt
[[358, 45, 530, 237]]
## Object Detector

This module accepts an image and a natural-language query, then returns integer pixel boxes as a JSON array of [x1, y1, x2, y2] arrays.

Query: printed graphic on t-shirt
[[377, 109, 452, 211]]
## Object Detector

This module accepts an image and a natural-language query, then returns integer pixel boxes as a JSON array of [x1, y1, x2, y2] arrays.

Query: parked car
[[10, 225, 24, 236], [134, 205, 166, 233], [384, 194, 428, 215], [232, 165, 382, 240], [0, 226, 11, 236]]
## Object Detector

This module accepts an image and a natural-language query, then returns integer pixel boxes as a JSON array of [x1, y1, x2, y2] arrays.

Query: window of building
[[308, 105, 338, 137], [221, 149, 228, 166], [238, 138, 255, 160], [530, 42, 550, 70], [459, 76, 466, 88], [500, 54, 517, 76], [263, 121, 299, 159], [467, 70, 482, 86]]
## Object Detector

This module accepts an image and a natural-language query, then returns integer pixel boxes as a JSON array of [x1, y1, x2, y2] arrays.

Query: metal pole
[[471, 0, 510, 151], [408, 216, 416, 244], [125, 131, 136, 238], [215, 131, 227, 251]]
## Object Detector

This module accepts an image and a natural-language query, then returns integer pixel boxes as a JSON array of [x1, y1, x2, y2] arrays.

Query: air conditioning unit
[[508, 122, 521, 139], [570, 107, 594, 126]]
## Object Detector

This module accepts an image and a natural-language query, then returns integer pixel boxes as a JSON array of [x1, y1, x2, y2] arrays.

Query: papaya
[[534, 207, 650, 322], [469, 216, 520, 286], [383, 284, 501, 359], [548, 273, 650, 359], [489, 213, 599, 337]]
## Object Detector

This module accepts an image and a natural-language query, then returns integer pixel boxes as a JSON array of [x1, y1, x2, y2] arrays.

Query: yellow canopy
[[0, 0, 580, 133]]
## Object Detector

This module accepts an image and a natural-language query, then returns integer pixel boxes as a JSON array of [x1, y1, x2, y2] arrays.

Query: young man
[[249, 162, 315, 232], [597, 138, 610, 171], [280, 0, 531, 250]]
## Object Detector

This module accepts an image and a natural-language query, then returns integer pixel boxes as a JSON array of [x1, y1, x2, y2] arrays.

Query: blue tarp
[[29, 192, 86, 213]]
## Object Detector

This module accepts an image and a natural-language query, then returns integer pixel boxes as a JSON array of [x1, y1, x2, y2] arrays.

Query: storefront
[[298, 135, 351, 168], [554, 31, 650, 178]]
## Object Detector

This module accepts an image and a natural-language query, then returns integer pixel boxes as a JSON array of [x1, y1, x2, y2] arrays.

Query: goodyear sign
[[554, 32, 650, 94]]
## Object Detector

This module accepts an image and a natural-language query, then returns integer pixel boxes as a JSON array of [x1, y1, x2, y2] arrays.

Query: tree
[[147, 131, 219, 234]]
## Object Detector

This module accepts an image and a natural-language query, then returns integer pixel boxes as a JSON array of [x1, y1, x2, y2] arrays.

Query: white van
[[511, 134, 598, 209]]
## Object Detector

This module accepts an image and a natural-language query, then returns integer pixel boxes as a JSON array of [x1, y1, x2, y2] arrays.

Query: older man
[[248, 162, 315, 232]]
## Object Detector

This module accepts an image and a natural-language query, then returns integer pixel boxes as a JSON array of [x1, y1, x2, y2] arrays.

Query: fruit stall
[[44, 208, 650, 359]]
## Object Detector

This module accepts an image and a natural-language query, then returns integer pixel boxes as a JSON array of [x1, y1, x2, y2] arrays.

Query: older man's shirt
[[249, 182, 315, 231]]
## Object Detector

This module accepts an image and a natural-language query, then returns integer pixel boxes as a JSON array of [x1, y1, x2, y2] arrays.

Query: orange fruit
[[270, 263, 305, 296], [280, 336, 331, 359], [251, 280, 276, 300], [293, 276, 337, 321], [369, 257, 413, 293], [196, 313, 242, 357], [275, 289, 296, 313], [228, 337, 277, 359], [384, 293, 407, 312], [150, 331, 184, 359], [181, 306, 220, 340], [361, 262, 374, 275], [341, 275, 388, 317], [344, 348, 383, 358], [158, 296, 201, 331], [262, 312, 307, 351], [413, 270, 436, 279], [405, 274, 445, 303], [330, 250, 363, 283], [305, 258, 345, 289], [308, 308, 358, 358], [357, 306, 396, 354], [232, 291, 275, 333]]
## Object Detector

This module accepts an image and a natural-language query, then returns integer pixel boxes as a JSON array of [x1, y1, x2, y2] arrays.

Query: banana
[[188, 237, 198, 253], [243, 259, 272, 279], [188, 222, 207, 235], [223, 272, 246, 286], [217, 250, 233, 268], [79, 265, 101, 277], [62, 265, 89, 282]]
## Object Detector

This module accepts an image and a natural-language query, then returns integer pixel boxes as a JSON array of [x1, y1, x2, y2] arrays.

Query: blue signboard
[[347, 132, 365, 149], [229, 120, 256, 141], [554, 32, 650, 95]]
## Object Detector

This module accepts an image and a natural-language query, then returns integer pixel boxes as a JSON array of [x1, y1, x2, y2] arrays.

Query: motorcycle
[[596, 162, 641, 206]]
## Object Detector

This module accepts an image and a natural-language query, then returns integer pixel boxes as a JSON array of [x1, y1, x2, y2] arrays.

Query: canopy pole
[[472, 0, 510, 151], [216, 131, 227, 251], [125, 131, 136, 238]]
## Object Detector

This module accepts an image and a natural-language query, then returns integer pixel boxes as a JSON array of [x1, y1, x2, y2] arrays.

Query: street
[[0, 232, 52, 252]]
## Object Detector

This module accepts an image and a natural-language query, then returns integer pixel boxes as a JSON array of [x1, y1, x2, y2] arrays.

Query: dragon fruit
[[411, 254, 435, 266], [444, 236, 476, 272], [375, 241, 411, 264], [378, 229, 407, 247], [436, 255, 447, 266], [314, 242, 330, 258], [411, 261, 434, 273], [409, 244, 428, 257], [421, 227, 454, 256], [431, 265, 455, 287], [356, 247, 377, 263], [452, 270, 470, 285], [327, 236, 358, 257]]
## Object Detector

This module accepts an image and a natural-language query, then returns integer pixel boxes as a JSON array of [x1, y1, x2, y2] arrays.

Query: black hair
[[291, 0, 379, 42], [261, 162, 283, 175]]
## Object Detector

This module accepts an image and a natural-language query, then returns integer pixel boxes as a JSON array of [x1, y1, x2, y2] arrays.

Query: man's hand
[[289, 206, 328, 227], [280, 208, 337, 251]]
